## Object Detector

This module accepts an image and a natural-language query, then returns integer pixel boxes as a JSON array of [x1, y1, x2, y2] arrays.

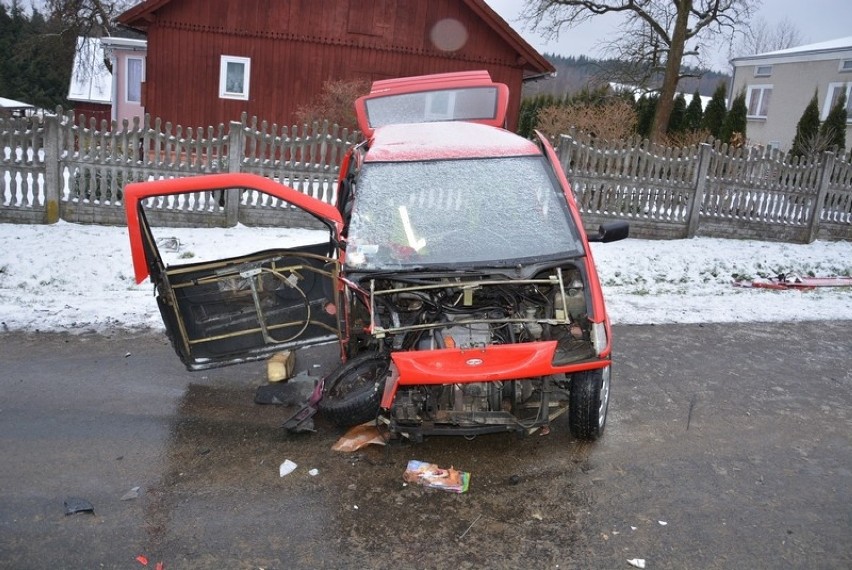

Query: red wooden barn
[[118, 0, 554, 130]]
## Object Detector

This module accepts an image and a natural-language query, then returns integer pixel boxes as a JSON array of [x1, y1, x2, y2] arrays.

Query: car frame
[[124, 70, 627, 441]]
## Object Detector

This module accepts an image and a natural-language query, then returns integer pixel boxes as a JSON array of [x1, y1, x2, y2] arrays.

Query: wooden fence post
[[807, 151, 835, 243], [225, 120, 244, 227], [43, 114, 61, 224], [686, 143, 712, 238]]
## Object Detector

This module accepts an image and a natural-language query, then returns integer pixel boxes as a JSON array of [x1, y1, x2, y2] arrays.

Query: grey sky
[[485, 0, 852, 72]]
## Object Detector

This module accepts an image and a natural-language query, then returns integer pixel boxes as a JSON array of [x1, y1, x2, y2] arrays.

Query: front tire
[[568, 366, 610, 441], [319, 352, 388, 427]]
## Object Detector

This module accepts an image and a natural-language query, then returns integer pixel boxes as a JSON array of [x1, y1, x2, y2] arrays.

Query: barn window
[[219, 55, 251, 100], [126, 57, 143, 103]]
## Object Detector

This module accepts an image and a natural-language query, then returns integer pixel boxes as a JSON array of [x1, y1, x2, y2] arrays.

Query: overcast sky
[[485, 0, 852, 72]]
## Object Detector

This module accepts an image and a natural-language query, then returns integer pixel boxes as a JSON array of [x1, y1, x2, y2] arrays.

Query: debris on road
[[63, 497, 94, 515], [627, 558, 646, 568], [121, 486, 141, 501], [279, 459, 298, 477], [308, 468, 319, 476], [403, 460, 470, 493], [255, 371, 315, 405], [658, 520, 668, 526], [267, 351, 295, 383], [331, 422, 388, 452], [458, 514, 482, 540]]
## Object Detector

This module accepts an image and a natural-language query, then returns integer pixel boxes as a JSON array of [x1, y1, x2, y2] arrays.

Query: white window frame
[[746, 84, 773, 119], [822, 82, 852, 122], [219, 55, 251, 100], [126, 56, 144, 104], [754, 65, 772, 77], [839, 59, 852, 73]]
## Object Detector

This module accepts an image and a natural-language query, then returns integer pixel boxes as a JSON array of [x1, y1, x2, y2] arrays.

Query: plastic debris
[[121, 486, 141, 501], [279, 459, 298, 477], [658, 520, 668, 526], [331, 422, 388, 452], [64, 497, 94, 515], [308, 468, 319, 476], [136, 555, 149, 565], [627, 559, 646, 569], [403, 460, 470, 493]]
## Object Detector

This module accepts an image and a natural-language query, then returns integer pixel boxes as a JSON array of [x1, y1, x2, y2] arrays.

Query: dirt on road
[[1, 322, 850, 569]]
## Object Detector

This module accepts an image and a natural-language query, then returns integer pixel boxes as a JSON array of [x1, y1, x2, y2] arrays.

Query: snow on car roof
[[364, 121, 541, 162]]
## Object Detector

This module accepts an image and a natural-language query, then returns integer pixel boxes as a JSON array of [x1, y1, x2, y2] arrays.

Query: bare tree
[[733, 17, 804, 56], [521, 0, 757, 141], [44, 0, 136, 39]]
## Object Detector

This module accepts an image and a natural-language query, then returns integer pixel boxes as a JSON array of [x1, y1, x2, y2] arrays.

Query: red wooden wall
[[134, 0, 540, 130]]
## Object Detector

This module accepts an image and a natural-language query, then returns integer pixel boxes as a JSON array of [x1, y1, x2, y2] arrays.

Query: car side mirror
[[587, 221, 629, 243]]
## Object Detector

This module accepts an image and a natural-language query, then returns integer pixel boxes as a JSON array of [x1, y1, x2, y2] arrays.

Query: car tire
[[319, 352, 388, 427], [568, 366, 610, 441]]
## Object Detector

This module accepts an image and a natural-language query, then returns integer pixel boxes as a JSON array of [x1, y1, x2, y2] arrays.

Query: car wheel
[[319, 352, 389, 427], [568, 366, 610, 441]]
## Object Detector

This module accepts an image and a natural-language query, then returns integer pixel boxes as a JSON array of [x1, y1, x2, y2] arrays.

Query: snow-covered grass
[[0, 220, 850, 333]]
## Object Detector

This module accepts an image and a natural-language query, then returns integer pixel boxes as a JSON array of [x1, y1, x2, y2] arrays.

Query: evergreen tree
[[819, 91, 847, 152], [667, 92, 687, 133], [636, 94, 658, 139], [791, 90, 822, 158], [720, 90, 748, 144], [702, 82, 728, 139], [684, 90, 704, 132]]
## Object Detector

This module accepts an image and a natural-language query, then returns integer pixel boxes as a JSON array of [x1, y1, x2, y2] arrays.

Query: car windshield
[[344, 156, 584, 270]]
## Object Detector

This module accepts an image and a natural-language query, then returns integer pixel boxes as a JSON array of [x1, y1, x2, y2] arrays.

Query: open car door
[[124, 173, 345, 370]]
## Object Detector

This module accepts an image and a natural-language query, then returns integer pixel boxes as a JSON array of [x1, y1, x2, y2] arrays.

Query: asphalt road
[[1, 322, 850, 569]]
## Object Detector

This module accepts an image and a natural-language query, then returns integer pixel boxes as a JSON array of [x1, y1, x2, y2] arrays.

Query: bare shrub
[[535, 100, 637, 142], [660, 129, 714, 148], [295, 78, 371, 131]]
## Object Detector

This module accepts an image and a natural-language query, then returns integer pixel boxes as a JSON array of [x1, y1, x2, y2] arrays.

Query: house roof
[[118, 0, 554, 78], [0, 96, 34, 110], [731, 35, 852, 66]]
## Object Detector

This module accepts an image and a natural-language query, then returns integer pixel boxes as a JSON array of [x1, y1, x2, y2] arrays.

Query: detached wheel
[[319, 352, 389, 427], [568, 366, 611, 441]]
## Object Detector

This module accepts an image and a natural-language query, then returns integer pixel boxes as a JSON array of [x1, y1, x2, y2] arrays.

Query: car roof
[[364, 121, 541, 163]]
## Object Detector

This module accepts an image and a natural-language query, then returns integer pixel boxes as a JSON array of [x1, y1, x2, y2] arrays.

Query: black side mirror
[[587, 221, 629, 243]]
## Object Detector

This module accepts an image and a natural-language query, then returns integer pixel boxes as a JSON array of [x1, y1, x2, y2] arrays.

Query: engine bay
[[348, 265, 599, 436]]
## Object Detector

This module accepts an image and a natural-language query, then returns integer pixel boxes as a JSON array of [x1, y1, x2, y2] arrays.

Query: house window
[[823, 82, 852, 121], [839, 59, 852, 73], [219, 55, 250, 100], [754, 65, 772, 77], [746, 85, 772, 119], [126, 57, 143, 103]]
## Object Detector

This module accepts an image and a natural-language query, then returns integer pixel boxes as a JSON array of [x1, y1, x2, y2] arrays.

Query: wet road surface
[[1, 322, 850, 569]]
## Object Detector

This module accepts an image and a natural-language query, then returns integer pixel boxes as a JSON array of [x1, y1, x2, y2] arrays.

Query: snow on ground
[[0, 220, 850, 333]]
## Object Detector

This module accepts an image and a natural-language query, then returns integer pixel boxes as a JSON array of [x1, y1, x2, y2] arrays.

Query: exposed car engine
[[348, 265, 597, 436]]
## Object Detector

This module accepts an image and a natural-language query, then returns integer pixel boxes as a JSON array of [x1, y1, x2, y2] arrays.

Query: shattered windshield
[[344, 156, 584, 270]]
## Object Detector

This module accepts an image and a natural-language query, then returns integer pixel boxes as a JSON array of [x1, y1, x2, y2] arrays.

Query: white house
[[68, 34, 147, 125], [730, 36, 852, 151]]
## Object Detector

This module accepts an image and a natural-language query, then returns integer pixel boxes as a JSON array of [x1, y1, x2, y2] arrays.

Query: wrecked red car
[[124, 70, 627, 441]]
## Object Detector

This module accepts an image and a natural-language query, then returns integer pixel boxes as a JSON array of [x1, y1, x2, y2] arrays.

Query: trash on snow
[[403, 460, 470, 493]]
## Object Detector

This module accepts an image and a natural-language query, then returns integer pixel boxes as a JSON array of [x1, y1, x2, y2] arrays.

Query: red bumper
[[380, 341, 609, 409]]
